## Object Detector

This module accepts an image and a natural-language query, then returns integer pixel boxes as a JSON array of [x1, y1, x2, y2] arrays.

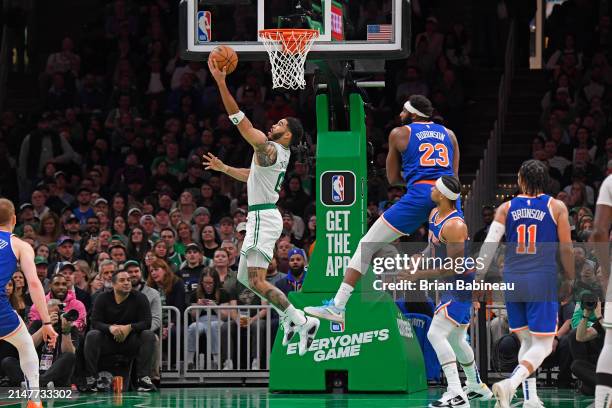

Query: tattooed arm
[[255, 141, 278, 167]]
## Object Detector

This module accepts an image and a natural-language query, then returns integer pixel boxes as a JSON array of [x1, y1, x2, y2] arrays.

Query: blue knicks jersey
[[0, 231, 17, 308], [429, 210, 473, 304], [402, 122, 455, 185], [504, 195, 558, 277]]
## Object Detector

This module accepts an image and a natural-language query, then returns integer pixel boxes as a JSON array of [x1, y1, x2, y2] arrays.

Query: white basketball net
[[259, 29, 319, 90]]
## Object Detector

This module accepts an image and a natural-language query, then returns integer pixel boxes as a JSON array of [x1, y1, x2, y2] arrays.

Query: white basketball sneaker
[[492, 379, 515, 408], [281, 316, 297, 346], [464, 382, 493, 401], [522, 397, 545, 408], [304, 299, 345, 324], [429, 390, 470, 408], [296, 316, 320, 356]]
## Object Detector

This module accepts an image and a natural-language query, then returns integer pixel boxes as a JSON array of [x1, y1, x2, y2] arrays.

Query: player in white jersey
[[203, 59, 319, 355], [590, 175, 612, 408], [0, 199, 57, 408]]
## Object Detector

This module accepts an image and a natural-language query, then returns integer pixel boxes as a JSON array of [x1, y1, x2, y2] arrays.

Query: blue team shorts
[[382, 182, 463, 235], [506, 301, 558, 336], [435, 300, 472, 326], [0, 306, 21, 339]]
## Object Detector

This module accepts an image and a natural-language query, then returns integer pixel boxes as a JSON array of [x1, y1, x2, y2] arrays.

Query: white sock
[[334, 282, 354, 309], [286, 305, 307, 325], [462, 360, 482, 385], [442, 362, 463, 394], [595, 384, 612, 408], [522, 377, 537, 401], [510, 364, 530, 390]]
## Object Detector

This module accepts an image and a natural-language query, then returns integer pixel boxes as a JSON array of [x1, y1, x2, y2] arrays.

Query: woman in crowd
[[37, 212, 61, 245], [11, 270, 31, 323], [112, 215, 129, 241], [89, 273, 104, 294], [22, 224, 39, 243], [170, 208, 182, 228], [111, 193, 127, 219], [210, 248, 233, 289], [35, 243, 51, 260], [73, 260, 91, 293], [200, 224, 220, 259], [303, 214, 316, 256], [127, 226, 151, 263], [176, 221, 195, 255], [186, 268, 223, 368]]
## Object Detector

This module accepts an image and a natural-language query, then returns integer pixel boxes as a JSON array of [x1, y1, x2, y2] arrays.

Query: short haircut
[[0, 198, 15, 225], [111, 269, 128, 283], [99, 259, 117, 272], [160, 227, 176, 238], [286, 117, 304, 143]]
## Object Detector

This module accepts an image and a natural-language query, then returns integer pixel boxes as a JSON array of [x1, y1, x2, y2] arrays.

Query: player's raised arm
[[476, 201, 509, 280], [203, 152, 250, 182], [447, 129, 460, 176], [207, 59, 267, 148], [13, 237, 57, 344], [552, 199, 575, 281], [386, 127, 407, 186]]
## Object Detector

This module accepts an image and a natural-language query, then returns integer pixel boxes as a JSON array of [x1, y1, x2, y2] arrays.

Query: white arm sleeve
[[476, 221, 506, 280]]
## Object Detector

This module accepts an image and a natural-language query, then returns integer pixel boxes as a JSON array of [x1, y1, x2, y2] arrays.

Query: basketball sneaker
[[26, 402, 43, 408], [464, 382, 493, 401], [492, 379, 515, 408], [296, 316, 320, 356], [304, 299, 345, 324], [281, 316, 297, 346], [429, 390, 470, 408]]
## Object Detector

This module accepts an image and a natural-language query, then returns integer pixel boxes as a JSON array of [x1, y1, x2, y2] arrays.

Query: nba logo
[[331, 175, 344, 203], [330, 321, 344, 333], [197, 11, 212, 43]]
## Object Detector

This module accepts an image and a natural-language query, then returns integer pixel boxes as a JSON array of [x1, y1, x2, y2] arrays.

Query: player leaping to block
[[400, 176, 492, 408], [204, 58, 319, 356], [478, 160, 575, 408], [305, 95, 460, 324], [0, 199, 57, 408]]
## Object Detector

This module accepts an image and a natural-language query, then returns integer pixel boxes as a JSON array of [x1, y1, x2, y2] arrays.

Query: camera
[[581, 292, 599, 311]]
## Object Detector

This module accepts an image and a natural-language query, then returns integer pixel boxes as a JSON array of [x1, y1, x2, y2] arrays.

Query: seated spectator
[[415, 16, 444, 59], [11, 270, 30, 323], [126, 226, 151, 263], [91, 259, 116, 304], [275, 237, 293, 274], [179, 243, 211, 295], [275, 248, 307, 295], [29, 273, 87, 333], [34, 256, 50, 293], [160, 227, 183, 270], [1, 298, 77, 387], [83, 270, 156, 392], [186, 268, 224, 368], [395, 66, 430, 105], [544, 140, 571, 174], [200, 224, 220, 259], [147, 258, 186, 312], [220, 240, 239, 272], [58, 262, 91, 312], [125, 260, 162, 381], [72, 260, 91, 293], [48, 236, 76, 277]]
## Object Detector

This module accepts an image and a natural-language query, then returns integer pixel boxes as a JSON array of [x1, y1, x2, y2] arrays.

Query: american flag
[[367, 24, 393, 41]]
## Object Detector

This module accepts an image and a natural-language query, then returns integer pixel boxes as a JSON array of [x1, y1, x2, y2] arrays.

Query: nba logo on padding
[[331, 175, 344, 202], [197, 11, 211, 43], [320, 171, 355, 206], [330, 321, 344, 333]]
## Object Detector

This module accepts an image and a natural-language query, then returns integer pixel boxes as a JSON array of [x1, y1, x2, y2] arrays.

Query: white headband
[[436, 178, 460, 200], [404, 100, 430, 118]]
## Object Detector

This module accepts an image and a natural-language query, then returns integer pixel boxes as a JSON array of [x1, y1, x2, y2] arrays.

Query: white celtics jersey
[[247, 141, 290, 206]]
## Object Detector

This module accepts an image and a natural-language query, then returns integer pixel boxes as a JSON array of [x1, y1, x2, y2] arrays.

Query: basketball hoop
[[259, 29, 319, 90]]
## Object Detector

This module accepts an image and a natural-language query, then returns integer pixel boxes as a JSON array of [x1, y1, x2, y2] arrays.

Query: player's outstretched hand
[[42, 324, 58, 345], [207, 58, 227, 84], [203, 152, 227, 172]]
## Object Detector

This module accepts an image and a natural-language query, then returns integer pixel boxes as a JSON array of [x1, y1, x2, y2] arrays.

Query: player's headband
[[403, 100, 430, 118], [436, 178, 460, 201]]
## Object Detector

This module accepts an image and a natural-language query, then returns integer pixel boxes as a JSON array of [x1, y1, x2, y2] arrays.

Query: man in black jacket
[[83, 270, 156, 392]]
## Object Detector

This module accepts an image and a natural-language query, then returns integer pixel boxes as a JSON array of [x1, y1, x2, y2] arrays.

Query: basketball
[[208, 45, 238, 74]]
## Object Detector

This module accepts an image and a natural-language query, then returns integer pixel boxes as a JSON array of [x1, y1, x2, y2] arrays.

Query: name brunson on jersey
[[286, 329, 390, 362]]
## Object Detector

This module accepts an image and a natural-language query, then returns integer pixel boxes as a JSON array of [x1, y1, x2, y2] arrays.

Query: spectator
[[147, 258, 186, 313], [11, 270, 30, 323], [125, 260, 161, 333], [179, 243, 211, 295], [1, 298, 77, 387], [275, 237, 293, 274], [47, 236, 76, 277], [109, 244, 128, 265], [220, 240, 239, 272], [265, 256, 286, 287], [72, 260, 91, 293], [415, 16, 444, 59], [72, 188, 95, 225], [57, 262, 91, 312], [396, 66, 430, 104], [186, 268, 224, 368], [175, 221, 195, 253], [200, 224, 220, 259], [126, 226, 151, 263], [29, 272, 86, 333], [45, 37, 81, 77], [160, 227, 183, 270], [37, 212, 61, 246], [235, 222, 247, 253], [276, 248, 307, 295], [34, 257, 50, 293], [83, 269, 156, 392]]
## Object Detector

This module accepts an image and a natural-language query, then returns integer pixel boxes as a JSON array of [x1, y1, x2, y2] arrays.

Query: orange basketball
[[208, 45, 238, 74]]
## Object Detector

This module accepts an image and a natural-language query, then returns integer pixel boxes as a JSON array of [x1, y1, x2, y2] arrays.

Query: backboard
[[179, 0, 410, 61]]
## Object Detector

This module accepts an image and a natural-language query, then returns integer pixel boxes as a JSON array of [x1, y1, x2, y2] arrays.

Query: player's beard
[[269, 130, 284, 141]]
